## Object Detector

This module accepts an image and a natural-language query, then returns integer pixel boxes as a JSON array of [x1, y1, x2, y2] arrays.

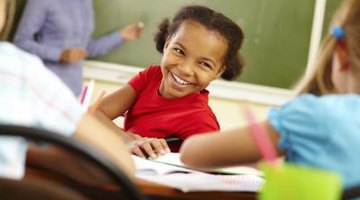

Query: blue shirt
[[14, 0, 123, 95], [0, 42, 83, 179], [268, 94, 360, 188]]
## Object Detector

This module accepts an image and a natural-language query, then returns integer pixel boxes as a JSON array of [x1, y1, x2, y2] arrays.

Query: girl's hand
[[127, 137, 170, 159]]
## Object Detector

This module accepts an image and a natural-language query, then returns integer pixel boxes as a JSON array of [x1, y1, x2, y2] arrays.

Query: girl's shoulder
[[275, 94, 360, 120], [293, 93, 360, 110], [144, 65, 161, 74], [0, 42, 43, 72], [268, 94, 360, 152], [269, 94, 360, 133], [271, 93, 360, 126], [139, 65, 162, 81]]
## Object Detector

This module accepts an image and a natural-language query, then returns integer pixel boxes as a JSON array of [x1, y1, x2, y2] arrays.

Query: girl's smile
[[170, 71, 193, 87]]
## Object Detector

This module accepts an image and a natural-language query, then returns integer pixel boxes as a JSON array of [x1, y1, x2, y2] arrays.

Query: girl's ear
[[163, 37, 170, 52], [335, 41, 350, 70]]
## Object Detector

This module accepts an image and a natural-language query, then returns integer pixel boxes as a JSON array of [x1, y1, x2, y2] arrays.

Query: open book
[[133, 154, 264, 192], [152, 152, 263, 176]]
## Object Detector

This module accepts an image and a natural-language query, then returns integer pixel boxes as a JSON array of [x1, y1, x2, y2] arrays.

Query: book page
[[132, 155, 197, 175], [152, 153, 263, 176], [140, 172, 264, 192], [132, 155, 264, 192]]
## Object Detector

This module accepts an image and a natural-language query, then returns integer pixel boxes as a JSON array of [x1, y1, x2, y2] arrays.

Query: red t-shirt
[[125, 66, 220, 151]]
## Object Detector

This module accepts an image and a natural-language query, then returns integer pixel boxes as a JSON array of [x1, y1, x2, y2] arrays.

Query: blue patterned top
[[268, 94, 360, 188]]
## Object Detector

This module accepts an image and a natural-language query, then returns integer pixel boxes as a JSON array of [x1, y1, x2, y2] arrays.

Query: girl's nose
[[179, 61, 195, 76]]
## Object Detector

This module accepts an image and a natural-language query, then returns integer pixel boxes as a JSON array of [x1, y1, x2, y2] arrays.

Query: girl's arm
[[87, 23, 143, 58], [92, 85, 170, 159], [74, 112, 135, 176], [179, 120, 283, 169], [92, 85, 137, 142]]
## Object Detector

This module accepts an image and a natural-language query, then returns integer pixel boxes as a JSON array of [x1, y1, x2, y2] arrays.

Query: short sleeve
[[268, 94, 330, 153], [128, 66, 160, 95], [0, 43, 84, 137], [180, 111, 220, 139], [24, 54, 84, 136]]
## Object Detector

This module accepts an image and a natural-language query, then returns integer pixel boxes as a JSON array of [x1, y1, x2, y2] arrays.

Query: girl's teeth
[[173, 73, 190, 85]]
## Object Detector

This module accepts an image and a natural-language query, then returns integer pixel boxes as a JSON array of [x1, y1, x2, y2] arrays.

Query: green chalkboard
[[93, 0, 340, 88], [13, 0, 340, 89]]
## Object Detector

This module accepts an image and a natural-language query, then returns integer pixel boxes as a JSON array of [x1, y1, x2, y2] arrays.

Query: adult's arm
[[87, 22, 143, 58], [86, 31, 123, 58]]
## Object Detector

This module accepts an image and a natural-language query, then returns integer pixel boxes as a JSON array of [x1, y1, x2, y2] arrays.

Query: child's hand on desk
[[127, 136, 170, 159]]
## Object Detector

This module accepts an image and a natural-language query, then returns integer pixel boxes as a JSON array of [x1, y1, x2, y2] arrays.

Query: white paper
[[152, 152, 263, 176], [133, 155, 197, 175], [132, 155, 264, 192]]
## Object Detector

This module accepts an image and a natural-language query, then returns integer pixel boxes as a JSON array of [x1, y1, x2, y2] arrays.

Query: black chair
[[342, 185, 360, 200], [0, 125, 146, 200]]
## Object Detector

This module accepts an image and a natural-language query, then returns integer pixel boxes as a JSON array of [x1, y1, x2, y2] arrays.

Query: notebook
[[133, 155, 264, 192]]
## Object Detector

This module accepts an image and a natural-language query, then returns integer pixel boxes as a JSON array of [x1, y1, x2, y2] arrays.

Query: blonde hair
[[0, 0, 16, 41], [295, 0, 360, 95]]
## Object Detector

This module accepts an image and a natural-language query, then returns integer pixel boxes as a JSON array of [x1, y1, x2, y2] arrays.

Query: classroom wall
[[12, 0, 340, 89]]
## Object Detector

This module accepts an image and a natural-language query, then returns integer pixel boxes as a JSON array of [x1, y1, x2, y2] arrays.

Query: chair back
[[0, 125, 145, 200]]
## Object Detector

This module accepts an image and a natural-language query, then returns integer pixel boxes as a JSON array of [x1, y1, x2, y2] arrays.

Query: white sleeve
[[22, 50, 84, 136]]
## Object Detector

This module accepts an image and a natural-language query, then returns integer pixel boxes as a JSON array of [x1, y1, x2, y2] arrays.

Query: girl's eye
[[173, 48, 184, 55], [200, 62, 212, 69]]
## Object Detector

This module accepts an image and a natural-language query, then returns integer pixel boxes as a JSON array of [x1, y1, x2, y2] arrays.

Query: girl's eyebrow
[[199, 57, 216, 67], [173, 42, 186, 50], [173, 42, 216, 66]]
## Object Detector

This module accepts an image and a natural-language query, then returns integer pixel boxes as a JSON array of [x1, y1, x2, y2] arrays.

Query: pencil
[[88, 90, 106, 114], [243, 106, 277, 163], [165, 137, 181, 143], [82, 79, 95, 111], [79, 85, 88, 104]]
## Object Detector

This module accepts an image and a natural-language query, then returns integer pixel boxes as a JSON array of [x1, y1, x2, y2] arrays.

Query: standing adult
[[14, 0, 143, 95]]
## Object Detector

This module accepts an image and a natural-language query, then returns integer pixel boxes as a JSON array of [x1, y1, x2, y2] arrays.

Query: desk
[[136, 178, 256, 200], [25, 168, 257, 200]]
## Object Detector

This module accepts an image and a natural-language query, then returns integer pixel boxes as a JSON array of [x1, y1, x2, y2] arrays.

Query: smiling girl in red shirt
[[93, 5, 245, 159]]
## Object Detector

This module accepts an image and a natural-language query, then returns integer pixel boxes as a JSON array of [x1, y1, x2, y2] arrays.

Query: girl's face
[[331, 47, 348, 93], [159, 20, 227, 99], [0, 0, 5, 32]]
